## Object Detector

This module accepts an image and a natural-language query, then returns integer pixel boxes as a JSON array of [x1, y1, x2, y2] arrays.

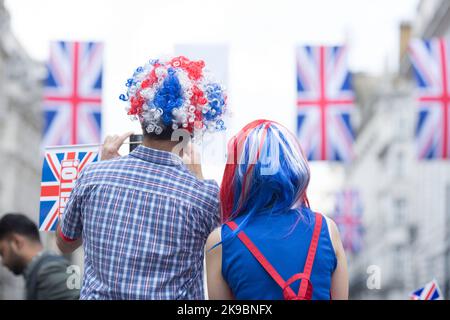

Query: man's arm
[[55, 171, 84, 254], [55, 132, 132, 253], [205, 228, 233, 299], [56, 222, 82, 254], [182, 141, 204, 179]]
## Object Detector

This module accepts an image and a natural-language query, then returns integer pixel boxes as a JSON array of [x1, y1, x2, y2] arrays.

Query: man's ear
[[0, 240, 5, 257], [9, 233, 25, 251]]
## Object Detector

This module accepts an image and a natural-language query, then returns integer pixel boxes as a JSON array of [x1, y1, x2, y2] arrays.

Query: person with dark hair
[[0, 213, 80, 300], [56, 56, 228, 299]]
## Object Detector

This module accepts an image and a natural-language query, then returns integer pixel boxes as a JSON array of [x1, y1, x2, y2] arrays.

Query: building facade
[[347, 0, 450, 299], [0, 0, 44, 299]]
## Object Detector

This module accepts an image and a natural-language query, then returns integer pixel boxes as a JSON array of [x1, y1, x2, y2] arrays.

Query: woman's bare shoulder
[[321, 214, 340, 254]]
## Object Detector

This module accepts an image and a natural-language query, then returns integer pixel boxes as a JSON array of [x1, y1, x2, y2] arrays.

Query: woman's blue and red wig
[[220, 119, 311, 227]]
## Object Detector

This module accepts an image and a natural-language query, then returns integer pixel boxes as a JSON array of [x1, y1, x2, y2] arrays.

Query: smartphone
[[129, 134, 143, 153]]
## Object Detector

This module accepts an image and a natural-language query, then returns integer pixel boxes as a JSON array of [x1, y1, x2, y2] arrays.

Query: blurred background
[[0, 0, 449, 299]]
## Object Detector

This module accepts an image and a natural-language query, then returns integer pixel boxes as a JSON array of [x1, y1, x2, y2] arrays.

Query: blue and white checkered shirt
[[59, 145, 220, 300]]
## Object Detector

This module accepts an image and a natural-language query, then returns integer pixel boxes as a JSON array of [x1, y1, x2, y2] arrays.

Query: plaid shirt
[[59, 145, 220, 300]]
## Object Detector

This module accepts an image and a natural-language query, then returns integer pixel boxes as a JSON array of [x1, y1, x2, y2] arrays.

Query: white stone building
[[347, 0, 450, 299], [0, 0, 44, 299]]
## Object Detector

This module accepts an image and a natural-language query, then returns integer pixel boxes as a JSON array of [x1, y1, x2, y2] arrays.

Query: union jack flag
[[332, 189, 364, 254], [409, 38, 450, 159], [296, 45, 355, 162], [44, 41, 103, 146], [410, 280, 443, 300], [39, 145, 99, 231]]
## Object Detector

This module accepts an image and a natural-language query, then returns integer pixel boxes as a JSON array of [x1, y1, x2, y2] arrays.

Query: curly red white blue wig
[[220, 120, 311, 225], [119, 56, 227, 136]]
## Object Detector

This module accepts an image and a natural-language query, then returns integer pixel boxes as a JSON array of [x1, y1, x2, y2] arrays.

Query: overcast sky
[[5, 0, 420, 212]]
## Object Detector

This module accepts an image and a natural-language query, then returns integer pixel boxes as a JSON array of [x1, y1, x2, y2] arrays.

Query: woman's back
[[221, 207, 337, 300]]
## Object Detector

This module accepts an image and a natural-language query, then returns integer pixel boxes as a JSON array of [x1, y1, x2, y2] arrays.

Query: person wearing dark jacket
[[0, 213, 79, 300]]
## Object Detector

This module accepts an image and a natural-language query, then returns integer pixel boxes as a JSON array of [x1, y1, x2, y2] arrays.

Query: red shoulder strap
[[225, 221, 297, 298], [298, 213, 322, 298], [225, 212, 323, 300]]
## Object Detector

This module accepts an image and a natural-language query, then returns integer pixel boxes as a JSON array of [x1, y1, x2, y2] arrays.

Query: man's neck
[[142, 137, 181, 155]]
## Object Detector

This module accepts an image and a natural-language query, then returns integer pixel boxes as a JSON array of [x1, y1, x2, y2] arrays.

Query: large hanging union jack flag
[[39, 145, 99, 231], [296, 45, 355, 162], [332, 189, 364, 254], [409, 38, 450, 159], [44, 41, 103, 146]]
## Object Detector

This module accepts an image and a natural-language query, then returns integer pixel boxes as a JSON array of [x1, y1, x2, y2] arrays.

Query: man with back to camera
[[0, 213, 80, 299], [56, 56, 228, 299]]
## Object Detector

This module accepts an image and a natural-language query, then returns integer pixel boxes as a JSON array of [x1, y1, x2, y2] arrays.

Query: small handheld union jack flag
[[409, 38, 450, 160], [296, 45, 355, 162], [332, 189, 364, 254], [39, 145, 99, 231], [410, 280, 443, 300], [43, 41, 103, 146]]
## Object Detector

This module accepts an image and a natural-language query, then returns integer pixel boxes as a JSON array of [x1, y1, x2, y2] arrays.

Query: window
[[393, 198, 407, 225], [0, 118, 4, 144], [392, 246, 405, 287], [396, 116, 406, 141], [377, 192, 388, 235], [395, 151, 405, 178]]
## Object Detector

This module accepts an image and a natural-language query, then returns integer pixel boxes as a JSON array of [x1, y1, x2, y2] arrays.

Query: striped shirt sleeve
[[59, 169, 86, 241]]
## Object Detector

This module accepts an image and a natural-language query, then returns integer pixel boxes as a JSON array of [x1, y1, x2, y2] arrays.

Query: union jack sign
[[39, 145, 98, 231]]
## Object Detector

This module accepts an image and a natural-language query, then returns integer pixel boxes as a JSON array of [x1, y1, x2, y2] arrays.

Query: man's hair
[[0, 213, 41, 243], [142, 124, 175, 141]]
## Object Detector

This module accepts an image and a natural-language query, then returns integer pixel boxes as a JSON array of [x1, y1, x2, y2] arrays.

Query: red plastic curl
[[128, 95, 145, 116], [190, 85, 207, 107], [141, 68, 159, 89], [170, 56, 190, 68], [169, 56, 205, 81], [185, 60, 205, 81]]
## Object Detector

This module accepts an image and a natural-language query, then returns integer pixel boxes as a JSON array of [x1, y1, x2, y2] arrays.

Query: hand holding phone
[[100, 132, 134, 161], [182, 142, 204, 180]]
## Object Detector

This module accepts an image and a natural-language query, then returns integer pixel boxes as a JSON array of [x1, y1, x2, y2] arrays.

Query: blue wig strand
[[214, 122, 311, 249], [153, 68, 184, 121]]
